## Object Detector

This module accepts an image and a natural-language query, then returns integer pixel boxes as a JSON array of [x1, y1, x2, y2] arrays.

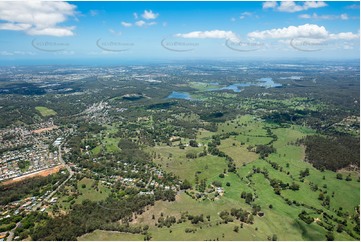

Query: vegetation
[[0, 62, 359, 241]]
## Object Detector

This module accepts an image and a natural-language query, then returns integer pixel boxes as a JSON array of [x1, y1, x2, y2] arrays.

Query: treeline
[[303, 135, 359, 171], [207, 134, 237, 172]]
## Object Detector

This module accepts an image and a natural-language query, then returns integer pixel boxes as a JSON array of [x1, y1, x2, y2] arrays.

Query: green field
[[145, 115, 359, 241], [35, 106, 57, 117], [56, 178, 111, 210], [75, 178, 111, 203]]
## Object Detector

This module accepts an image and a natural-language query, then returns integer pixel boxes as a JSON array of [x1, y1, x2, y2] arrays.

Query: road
[[7, 222, 21, 241], [32, 145, 74, 211], [145, 171, 153, 189]]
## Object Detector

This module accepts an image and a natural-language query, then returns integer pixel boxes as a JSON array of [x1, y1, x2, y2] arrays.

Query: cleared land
[[146, 115, 359, 240], [35, 106, 57, 117]]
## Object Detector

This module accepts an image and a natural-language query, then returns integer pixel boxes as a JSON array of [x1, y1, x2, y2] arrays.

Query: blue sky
[[0, 1, 359, 64]]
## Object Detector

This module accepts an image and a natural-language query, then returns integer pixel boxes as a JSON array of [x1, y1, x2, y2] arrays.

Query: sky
[[0, 1, 359, 64]]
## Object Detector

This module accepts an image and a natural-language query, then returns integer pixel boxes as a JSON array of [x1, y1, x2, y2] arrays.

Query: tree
[[212, 181, 222, 187], [241, 191, 246, 199], [289, 182, 300, 191], [325, 232, 334, 241], [272, 234, 278, 241], [336, 173, 343, 180], [245, 193, 253, 204], [180, 179, 192, 190], [233, 226, 239, 233], [189, 140, 198, 147], [219, 173, 225, 178], [336, 224, 344, 233], [226, 182, 231, 187]]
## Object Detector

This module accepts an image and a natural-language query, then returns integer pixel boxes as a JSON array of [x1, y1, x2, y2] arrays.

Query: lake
[[210, 77, 282, 92], [167, 91, 192, 100]]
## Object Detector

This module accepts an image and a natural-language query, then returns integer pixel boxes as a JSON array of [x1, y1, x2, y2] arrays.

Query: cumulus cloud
[[248, 24, 329, 39], [142, 10, 159, 20], [248, 24, 359, 40], [121, 21, 132, 27], [0, 1, 77, 36], [263, 1, 327, 12], [175, 30, 239, 41], [263, 1, 277, 9]]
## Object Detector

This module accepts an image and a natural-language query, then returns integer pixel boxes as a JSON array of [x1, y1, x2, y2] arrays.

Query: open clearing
[[35, 106, 57, 117]]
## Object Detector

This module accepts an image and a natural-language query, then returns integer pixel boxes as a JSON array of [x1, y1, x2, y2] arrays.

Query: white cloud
[[263, 1, 277, 9], [230, 17, 236, 22], [0, 1, 77, 36], [175, 30, 239, 41], [142, 10, 159, 20], [121, 21, 132, 27], [240, 12, 252, 19], [303, 1, 327, 9], [278, 2, 304, 12], [134, 20, 156, 27], [263, 1, 327, 13], [340, 14, 349, 20], [248, 24, 329, 39], [329, 32, 359, 40], [133, 13, 138, 19], [248, 24, 359, 41], [0, 23, 32, 31], [299, 14, 311, 19], [135, 20, 146, 27], [299, 13, 349, 20], [27, 26, 75, 37]]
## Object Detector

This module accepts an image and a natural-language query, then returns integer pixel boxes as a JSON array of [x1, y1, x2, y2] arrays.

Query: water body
[[279, 76, 303, 80], [167, 91, 192, 100], [210, 77, 282, 92], [167, 78, 281, 99], [217, 83, 249, 92], [257, 77, 282, 88]]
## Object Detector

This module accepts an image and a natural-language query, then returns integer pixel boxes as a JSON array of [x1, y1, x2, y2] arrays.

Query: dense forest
[[303, 135, 360, 171]]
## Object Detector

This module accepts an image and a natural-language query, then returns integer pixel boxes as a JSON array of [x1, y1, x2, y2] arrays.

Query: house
[[0, 233, 7, 240], [169, 136, 181, 142]]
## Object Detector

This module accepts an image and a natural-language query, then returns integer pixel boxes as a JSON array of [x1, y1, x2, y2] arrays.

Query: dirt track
[[32, 125, 58, 134]]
